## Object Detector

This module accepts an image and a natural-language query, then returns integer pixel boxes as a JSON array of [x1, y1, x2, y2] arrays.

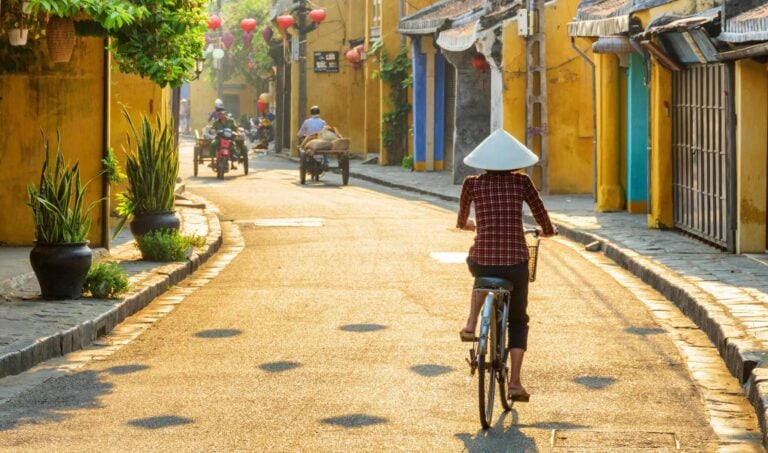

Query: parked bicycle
[[466, 228, 541, 429]]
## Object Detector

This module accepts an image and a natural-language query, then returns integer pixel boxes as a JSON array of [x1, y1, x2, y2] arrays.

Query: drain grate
[[551, 429, 679, 450], [235, 218, 324, 227]]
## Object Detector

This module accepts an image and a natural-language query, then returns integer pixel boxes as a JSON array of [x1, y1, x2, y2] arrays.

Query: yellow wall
[[502, 0, 593, 194], [647, 60, 673, 229], [734, 59, 767, 253], [0, 36, 108, 246], [363, 0, 381, 157]]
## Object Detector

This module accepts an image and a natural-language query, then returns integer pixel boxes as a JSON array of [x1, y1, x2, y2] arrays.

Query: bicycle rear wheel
[[496, 298, 512, 411], [478, 297, 497, 429]]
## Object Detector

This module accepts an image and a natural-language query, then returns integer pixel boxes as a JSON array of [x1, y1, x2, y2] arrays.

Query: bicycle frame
[[475, 288, 510, 360]]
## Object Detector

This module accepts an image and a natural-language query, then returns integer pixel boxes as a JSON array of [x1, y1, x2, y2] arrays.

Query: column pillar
[[647, 60, 673, 228], [595, 53, 624, 211]]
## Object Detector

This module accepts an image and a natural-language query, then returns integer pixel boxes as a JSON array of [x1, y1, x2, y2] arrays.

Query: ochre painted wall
[[647, 60, 673, 229], [0, 37, 108, 246], [502, 0, 593, 194], [734, 59, 767, 253]]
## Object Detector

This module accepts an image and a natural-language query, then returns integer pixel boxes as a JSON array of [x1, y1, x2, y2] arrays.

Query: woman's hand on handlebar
[[540, 226, 558, 238], [462, 219, 476, 232]]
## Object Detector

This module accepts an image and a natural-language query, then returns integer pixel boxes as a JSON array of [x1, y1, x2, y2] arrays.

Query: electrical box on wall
[[517, 9, 529, 36]]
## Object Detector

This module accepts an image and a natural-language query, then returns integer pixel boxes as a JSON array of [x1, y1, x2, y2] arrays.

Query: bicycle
[[466, 228, 541, 429]]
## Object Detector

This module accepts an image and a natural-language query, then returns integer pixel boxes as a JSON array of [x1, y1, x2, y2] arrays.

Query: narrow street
[[0, 149, 760, 451]]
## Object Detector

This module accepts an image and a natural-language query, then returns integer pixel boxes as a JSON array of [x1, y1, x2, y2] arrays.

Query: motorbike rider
[[208, 98, 226, 122], [210, 110, 241, 170], [297, 105, 326, 144]]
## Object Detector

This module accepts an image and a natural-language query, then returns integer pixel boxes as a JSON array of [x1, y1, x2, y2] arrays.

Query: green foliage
[[401, 155, 414, 171], [214, 0, 273, 93], [27, 132, 102, 244], [83, 262, 130, 299], [102, 147, 125, 185], [115, 110, 179, 237], [136, 228, 205, 262], [18, 0, 206, 87], [375, 47, 411, 162]]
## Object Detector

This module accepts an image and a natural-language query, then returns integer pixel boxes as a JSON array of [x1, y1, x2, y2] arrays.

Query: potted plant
[[27, 132, 101, 299], [115, 110, 180, 240]]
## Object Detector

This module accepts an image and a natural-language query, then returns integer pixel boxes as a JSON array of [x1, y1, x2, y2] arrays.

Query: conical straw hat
[[463, 129, 539, 170]]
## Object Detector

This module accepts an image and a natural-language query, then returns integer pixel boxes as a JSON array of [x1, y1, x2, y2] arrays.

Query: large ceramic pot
[[129, 211, 181, 238], [30, 242, 92, 300]]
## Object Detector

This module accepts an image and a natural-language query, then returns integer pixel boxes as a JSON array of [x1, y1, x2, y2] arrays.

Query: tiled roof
[[576, 0, 632, 20], [721, 3, 768, 43], [398, 0, 485, 35]]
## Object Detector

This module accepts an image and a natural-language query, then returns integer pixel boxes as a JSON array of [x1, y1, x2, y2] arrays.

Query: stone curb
[[346, 169, 768, 446], [0, 193, 222, 380]]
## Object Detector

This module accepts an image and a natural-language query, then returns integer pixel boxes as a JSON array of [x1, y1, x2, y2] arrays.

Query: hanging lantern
[[257, 99, 268, 114], [207, 15, 222, 31], [206, 43, 215, 53], [262, 26, 273, 42], [222, 30, 234, 49], [247, 61, 256, 70], [471, 54, 490, 71], [259, 93, 271, 102], [345, 48, 361, 63], [243, 31, 254, 49], [240, 18, 258, 32], [308, 9, 326, 24], [205, 34, 212, 47], [212, 48, 225, 60], [277, 15, 294, 29]]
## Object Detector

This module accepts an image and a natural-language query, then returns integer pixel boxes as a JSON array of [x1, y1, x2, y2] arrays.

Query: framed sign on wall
[[313, 51, 339, 73]]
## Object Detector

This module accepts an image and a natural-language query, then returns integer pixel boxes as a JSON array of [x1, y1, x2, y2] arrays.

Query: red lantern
[[240, 18, 257, 32], [257, 99, 268, 114], [222, 31, 234, 49], [277, 14, 294, 29], [345, 48, 361, 63], [207, 15, 222, 31], [308, 9, 326, 24], [471, 54, 490, 71]]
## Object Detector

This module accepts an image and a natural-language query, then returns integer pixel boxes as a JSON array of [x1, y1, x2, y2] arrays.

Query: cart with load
[[299, 133, 350, 185]]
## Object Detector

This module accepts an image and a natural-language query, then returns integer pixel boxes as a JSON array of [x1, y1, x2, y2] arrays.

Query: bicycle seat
[[474, 276, 514, 290]]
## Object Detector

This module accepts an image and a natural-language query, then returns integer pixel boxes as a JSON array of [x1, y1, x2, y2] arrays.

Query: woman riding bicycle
[[456, 129, 556, 402]]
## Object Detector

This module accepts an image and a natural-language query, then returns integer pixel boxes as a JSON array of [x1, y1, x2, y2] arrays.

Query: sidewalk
[[342, 157, 768, 442], [0, 190, 222, 380]]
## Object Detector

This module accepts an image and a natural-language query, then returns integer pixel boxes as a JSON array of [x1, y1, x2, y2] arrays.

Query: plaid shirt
[[457, 172, 554, 266]]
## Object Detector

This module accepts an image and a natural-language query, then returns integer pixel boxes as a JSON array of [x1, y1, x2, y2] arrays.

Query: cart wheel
[[299, 154, 307, 185], [217, 156, 228, 180], [193, 146, 199, 177], [340, 155, 350, 185]]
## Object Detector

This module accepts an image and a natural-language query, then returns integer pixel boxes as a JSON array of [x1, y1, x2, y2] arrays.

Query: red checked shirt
[[457, 172, 554, 266]]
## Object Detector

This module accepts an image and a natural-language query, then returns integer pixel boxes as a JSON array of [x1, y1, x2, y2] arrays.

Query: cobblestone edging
[[346, 169, 768, 446], [0, 193, 222, 379]]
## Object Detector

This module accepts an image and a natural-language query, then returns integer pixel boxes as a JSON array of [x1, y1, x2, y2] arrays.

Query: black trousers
[[466, 259, 530, 350]]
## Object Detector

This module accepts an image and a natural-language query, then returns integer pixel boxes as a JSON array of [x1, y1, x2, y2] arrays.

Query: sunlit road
[[0, 144, 759, 451]]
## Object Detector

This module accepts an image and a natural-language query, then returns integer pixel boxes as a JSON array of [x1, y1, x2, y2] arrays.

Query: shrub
[[401, 155, 414, 171], [136, 229, 205, 262], [84, 262, 130, 299]]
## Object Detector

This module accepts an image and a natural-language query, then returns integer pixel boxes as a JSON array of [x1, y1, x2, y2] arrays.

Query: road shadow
[[127, 415, 194, 429], [624, 326, 666, 336], [572, 376, 617, 390], [410, 364, 454, 377], [194, 329, 242, 338], [320, 413, 388, 428], [258, 361, 302, 373], [106, 364, 151, 375], [339, 324, 387, 333], [0, 370, 113, 432]]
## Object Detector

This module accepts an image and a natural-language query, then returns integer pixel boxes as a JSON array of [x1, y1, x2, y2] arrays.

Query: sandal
[[459, 330, 475, 342], [507, 386, 530, 402]]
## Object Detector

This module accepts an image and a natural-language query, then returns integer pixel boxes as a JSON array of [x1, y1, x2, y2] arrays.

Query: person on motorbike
[[210, 110, 241, 170], [208, 98, 226, 122], [456, 129, 556, 402], [297, 105, 326, 144]]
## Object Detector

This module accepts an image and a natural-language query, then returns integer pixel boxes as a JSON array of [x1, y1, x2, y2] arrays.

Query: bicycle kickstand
[[466, 348, 477, 376]]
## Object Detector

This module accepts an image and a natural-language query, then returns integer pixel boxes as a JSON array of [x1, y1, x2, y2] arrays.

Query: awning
[[436, 20, 480, 52], [720, 3, 768, 43], [567, 0, 675, 37], [398, 0, 484, 36], [635, 8, 720, 65], [269, 0, 301, 21]]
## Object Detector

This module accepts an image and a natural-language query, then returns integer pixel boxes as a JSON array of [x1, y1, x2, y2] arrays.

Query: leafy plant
[[102, 147, 125, 185], [83, 261, 130, 298], [374, 47, 411, 164], [115, 110, 179, 237], [27, 132, 102, 244], [401, 155, 414, 171], [136, 228, 205, 262]]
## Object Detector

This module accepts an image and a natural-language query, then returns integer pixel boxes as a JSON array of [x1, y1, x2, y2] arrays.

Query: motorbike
[[213, 128, 235, 180]]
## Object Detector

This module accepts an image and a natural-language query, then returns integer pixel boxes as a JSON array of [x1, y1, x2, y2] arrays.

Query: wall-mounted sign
[[313, 51, 339, 73]]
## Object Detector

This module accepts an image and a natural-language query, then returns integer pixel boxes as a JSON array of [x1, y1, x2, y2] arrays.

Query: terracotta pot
[[8, 28, 28, 46], [129, 211, 181, 239], [46, 16, 76, 63]]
